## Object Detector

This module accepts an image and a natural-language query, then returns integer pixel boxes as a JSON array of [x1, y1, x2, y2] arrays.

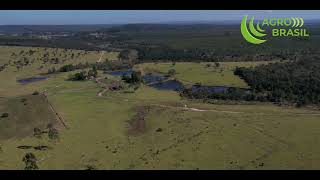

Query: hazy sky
[[0, 10, 320, 25]]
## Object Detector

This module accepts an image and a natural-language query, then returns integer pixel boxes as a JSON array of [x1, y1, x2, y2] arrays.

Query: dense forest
[[1, 23, 320, 62], [233, 57, 320, 106], [101, 23, 320, 62], [181, 57, 320, 106]]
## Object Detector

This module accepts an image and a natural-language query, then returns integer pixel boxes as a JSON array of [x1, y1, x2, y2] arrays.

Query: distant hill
[[0, 24, 120, 34]]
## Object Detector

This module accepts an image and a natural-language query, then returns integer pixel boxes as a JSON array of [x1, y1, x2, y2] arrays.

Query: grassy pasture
[[0, 46, 118, 97], [1, 83, 320, 169], [0, 94, 58, 141], [1, 46, 320, 169]]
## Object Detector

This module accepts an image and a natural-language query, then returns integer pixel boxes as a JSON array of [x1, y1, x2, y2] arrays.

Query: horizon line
[[1, 18, 320, 26]]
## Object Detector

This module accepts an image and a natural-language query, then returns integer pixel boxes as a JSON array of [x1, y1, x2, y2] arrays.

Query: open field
[[1, 81, 320, 169], [135, 61, 275, 87], [0, 94, 58, 141], [1, 46, 320, 169], [0, 46, 118, 97]]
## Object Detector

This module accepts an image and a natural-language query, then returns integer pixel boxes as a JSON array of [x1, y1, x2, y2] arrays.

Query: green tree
[[48, 127, 59, 140], [69, 71, 87, 81], [88, 66, 98, 78], [32, 91, 39, 95], [22, 153, 38, 170], [131, 71, 142, 83], [1, 113, 9, 118], [168, 69, 176, 76], [33, 128, 42, 138]]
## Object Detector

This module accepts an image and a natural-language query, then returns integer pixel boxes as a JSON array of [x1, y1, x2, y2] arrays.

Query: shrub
[[168, 69, 176, 76], [85, 165, 97, 170], [1, 113, 9, 118], [59, 64, 75, 72], [122, 71, 141, 84], [48, 127, 59, 140], [33, 128, 42, 138], [87, 66, 98, 78], [32, 91, 39, 95], [68, 71, 87, 81], [22, 153, 38, 170]]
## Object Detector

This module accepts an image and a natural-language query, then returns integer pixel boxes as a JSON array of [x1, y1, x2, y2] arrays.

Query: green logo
[[241, 15, 267, 44], [240, 15, 309, 44]]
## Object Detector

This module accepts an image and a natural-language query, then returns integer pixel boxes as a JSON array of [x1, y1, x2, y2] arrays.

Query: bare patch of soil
[[127, 106, 152, 136]]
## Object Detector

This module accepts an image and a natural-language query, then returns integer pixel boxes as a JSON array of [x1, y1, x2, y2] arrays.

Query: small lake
[[17, 76, 48, 85], [191, 85, 251, 94], [108, 70, 133, 77], [148, 80, 184, 91], [142, 73, 166, 84]]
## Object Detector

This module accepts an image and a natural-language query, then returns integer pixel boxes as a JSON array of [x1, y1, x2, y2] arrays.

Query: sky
[[0, 10, 320, 25]]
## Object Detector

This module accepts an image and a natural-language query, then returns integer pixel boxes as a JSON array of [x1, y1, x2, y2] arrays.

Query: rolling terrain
[[0, 46, 320, 170]]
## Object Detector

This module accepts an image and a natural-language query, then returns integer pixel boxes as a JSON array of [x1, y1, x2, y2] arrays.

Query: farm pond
[[108, 70, 252, 93], [17, 76, 48, 85]]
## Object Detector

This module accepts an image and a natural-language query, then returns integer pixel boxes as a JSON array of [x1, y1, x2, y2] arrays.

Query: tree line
[[181, 57, 320, 107], [234, 57, 320, 106]]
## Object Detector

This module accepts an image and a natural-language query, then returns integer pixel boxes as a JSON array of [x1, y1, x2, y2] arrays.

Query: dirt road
[[97, 51, 105, 63]]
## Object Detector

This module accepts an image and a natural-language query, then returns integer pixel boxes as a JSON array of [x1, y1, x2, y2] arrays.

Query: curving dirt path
[[97, 91, 243, 114], [152, 104, 242, 113], [95, 77, 109, 96], [96, 51, 105, 63]]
